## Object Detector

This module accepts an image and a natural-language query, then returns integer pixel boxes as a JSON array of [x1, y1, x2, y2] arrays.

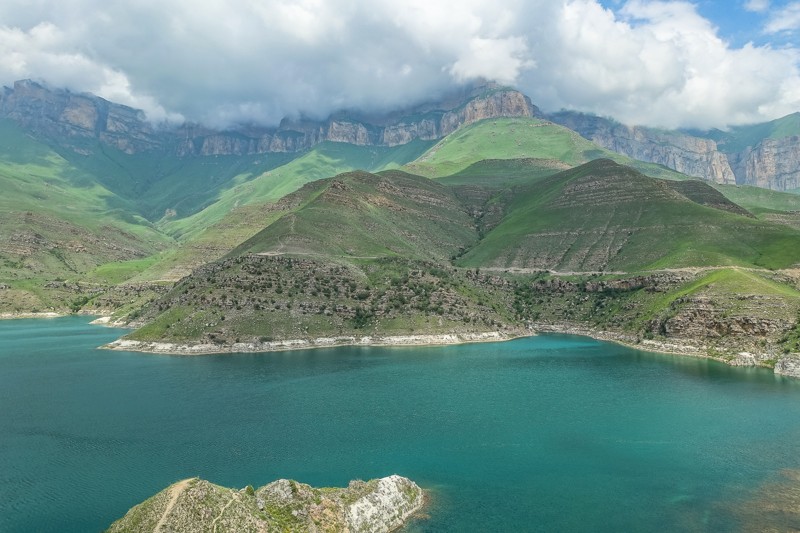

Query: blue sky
[[0, 0, 798, 129], [601, 0, 800, 47]]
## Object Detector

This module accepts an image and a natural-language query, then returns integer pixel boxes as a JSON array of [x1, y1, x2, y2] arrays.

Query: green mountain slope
[[459, 159, 800, 271], [145, 119, 684, 281], [714, 183, 800, 231], [126, 141, 437, 282], [404, 117, 687, 180], [0, 121, 174, 302], [436, 158, 573, 188], [161, 140, 436, 240], [708, 113, 800, 153], [53, 140, 299, 222], [118, 161, 800, 370], [231, 170, 477, 261]]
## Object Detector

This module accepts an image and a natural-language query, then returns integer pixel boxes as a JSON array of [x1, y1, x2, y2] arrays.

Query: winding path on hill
[[154, 478, 192, 532], [210, 493, 237, 532], [153, 478, 193, 532]]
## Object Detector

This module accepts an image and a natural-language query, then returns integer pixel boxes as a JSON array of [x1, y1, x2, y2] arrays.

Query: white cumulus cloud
[[744, 0, 770, 12], [0, 0, 797, 129], [765, 2, 800, 33]]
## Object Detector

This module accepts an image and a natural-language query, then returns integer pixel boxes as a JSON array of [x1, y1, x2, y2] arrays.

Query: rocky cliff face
[[550, 110, 800, 192], [728, 136, 800, 191], [549, 112, 736, 184], [0, 80, 536, 157], [106, 475, 425, 533], [0, 80, 163, 154]]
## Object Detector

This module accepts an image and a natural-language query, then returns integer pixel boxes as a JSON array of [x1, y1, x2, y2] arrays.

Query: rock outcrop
[[0, 79, 536, 157], [0, 80, 163, 154], [549, 111, 737, 184], [106, 475, 425, 533], [775, 354, 800, 378], [550, 110, 800, 192], [728, 135, 800, 191]]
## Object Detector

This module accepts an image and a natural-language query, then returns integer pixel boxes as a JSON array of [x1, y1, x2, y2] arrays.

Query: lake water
[[2, 316, 800, 532]]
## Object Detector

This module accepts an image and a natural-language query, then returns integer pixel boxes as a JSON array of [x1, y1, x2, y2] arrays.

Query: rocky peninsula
[[106, 475, 425, 533]]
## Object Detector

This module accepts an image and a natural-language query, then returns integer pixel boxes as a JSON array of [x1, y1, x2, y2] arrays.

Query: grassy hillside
[[0, 120, 174, 310], [708, 112, 800, 153], [231, 170, 478, 261], [120, 162, 800, 370], [437, 157, 572, 188], [458, 159, 800, 271], [714, 183, 800, 214], [160, 140, 435, 240], [713, 183, 800, 231], [55, 141, 299, 222], [404, 117, 687, 180]]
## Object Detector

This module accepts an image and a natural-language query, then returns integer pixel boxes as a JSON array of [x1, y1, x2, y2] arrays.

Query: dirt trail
[[210, 494, 237, 532], [479, 265, 784, 276], [154, 478, 193, 531]]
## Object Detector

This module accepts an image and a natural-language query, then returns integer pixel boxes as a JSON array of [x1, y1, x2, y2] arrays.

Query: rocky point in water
[[106, 475, 425, 532]]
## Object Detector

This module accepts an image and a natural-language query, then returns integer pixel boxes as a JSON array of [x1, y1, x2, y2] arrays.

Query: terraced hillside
[[459, 159, 800, 271]]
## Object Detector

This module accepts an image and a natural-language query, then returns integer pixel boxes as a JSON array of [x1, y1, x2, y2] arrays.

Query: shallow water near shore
[[2, 316, 800, 532]]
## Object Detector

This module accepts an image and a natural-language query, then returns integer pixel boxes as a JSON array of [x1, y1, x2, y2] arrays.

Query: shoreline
[[11, 313, 796, 378], [532, 323, 800, 378], [0, 311, 64, 320], [102, 331, 521, 355], [99, 324, 800, 378], [0, 310, 120, 322]]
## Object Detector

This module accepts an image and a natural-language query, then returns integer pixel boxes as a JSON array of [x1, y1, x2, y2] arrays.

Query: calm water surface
[[1, 316, 800, 532]]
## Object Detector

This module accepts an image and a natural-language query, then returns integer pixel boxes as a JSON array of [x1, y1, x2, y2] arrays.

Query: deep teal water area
[[2, 317, 800, 532]]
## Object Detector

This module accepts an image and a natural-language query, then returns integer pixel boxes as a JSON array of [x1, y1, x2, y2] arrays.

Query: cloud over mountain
[[0, 0, 797, 129]]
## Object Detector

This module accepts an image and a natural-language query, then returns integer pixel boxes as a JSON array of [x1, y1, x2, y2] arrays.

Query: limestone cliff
[[106, 475, 424, 533], [0, 80, 163, 154], [550, 110, 800, 192], [728, 136, 800, 191], [549, 112, 736, 184], [0, 79, 536, 157]]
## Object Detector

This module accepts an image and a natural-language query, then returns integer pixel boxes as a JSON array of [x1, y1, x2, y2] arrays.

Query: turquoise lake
[[2, 316, 800, 532]]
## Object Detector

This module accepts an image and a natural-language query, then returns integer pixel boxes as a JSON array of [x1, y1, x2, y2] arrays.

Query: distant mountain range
[[0, 79, 538, 156], [5, 78, 800, 375], [2, 79, 799, 191]]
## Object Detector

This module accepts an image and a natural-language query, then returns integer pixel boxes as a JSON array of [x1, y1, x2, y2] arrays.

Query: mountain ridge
[[6, 77, 800, 191], [549, 110, 800, 192], [0, 79, 538, 157]]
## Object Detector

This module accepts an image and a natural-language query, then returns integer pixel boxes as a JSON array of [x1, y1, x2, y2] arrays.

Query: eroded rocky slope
[[106, 475, 425, 533]]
